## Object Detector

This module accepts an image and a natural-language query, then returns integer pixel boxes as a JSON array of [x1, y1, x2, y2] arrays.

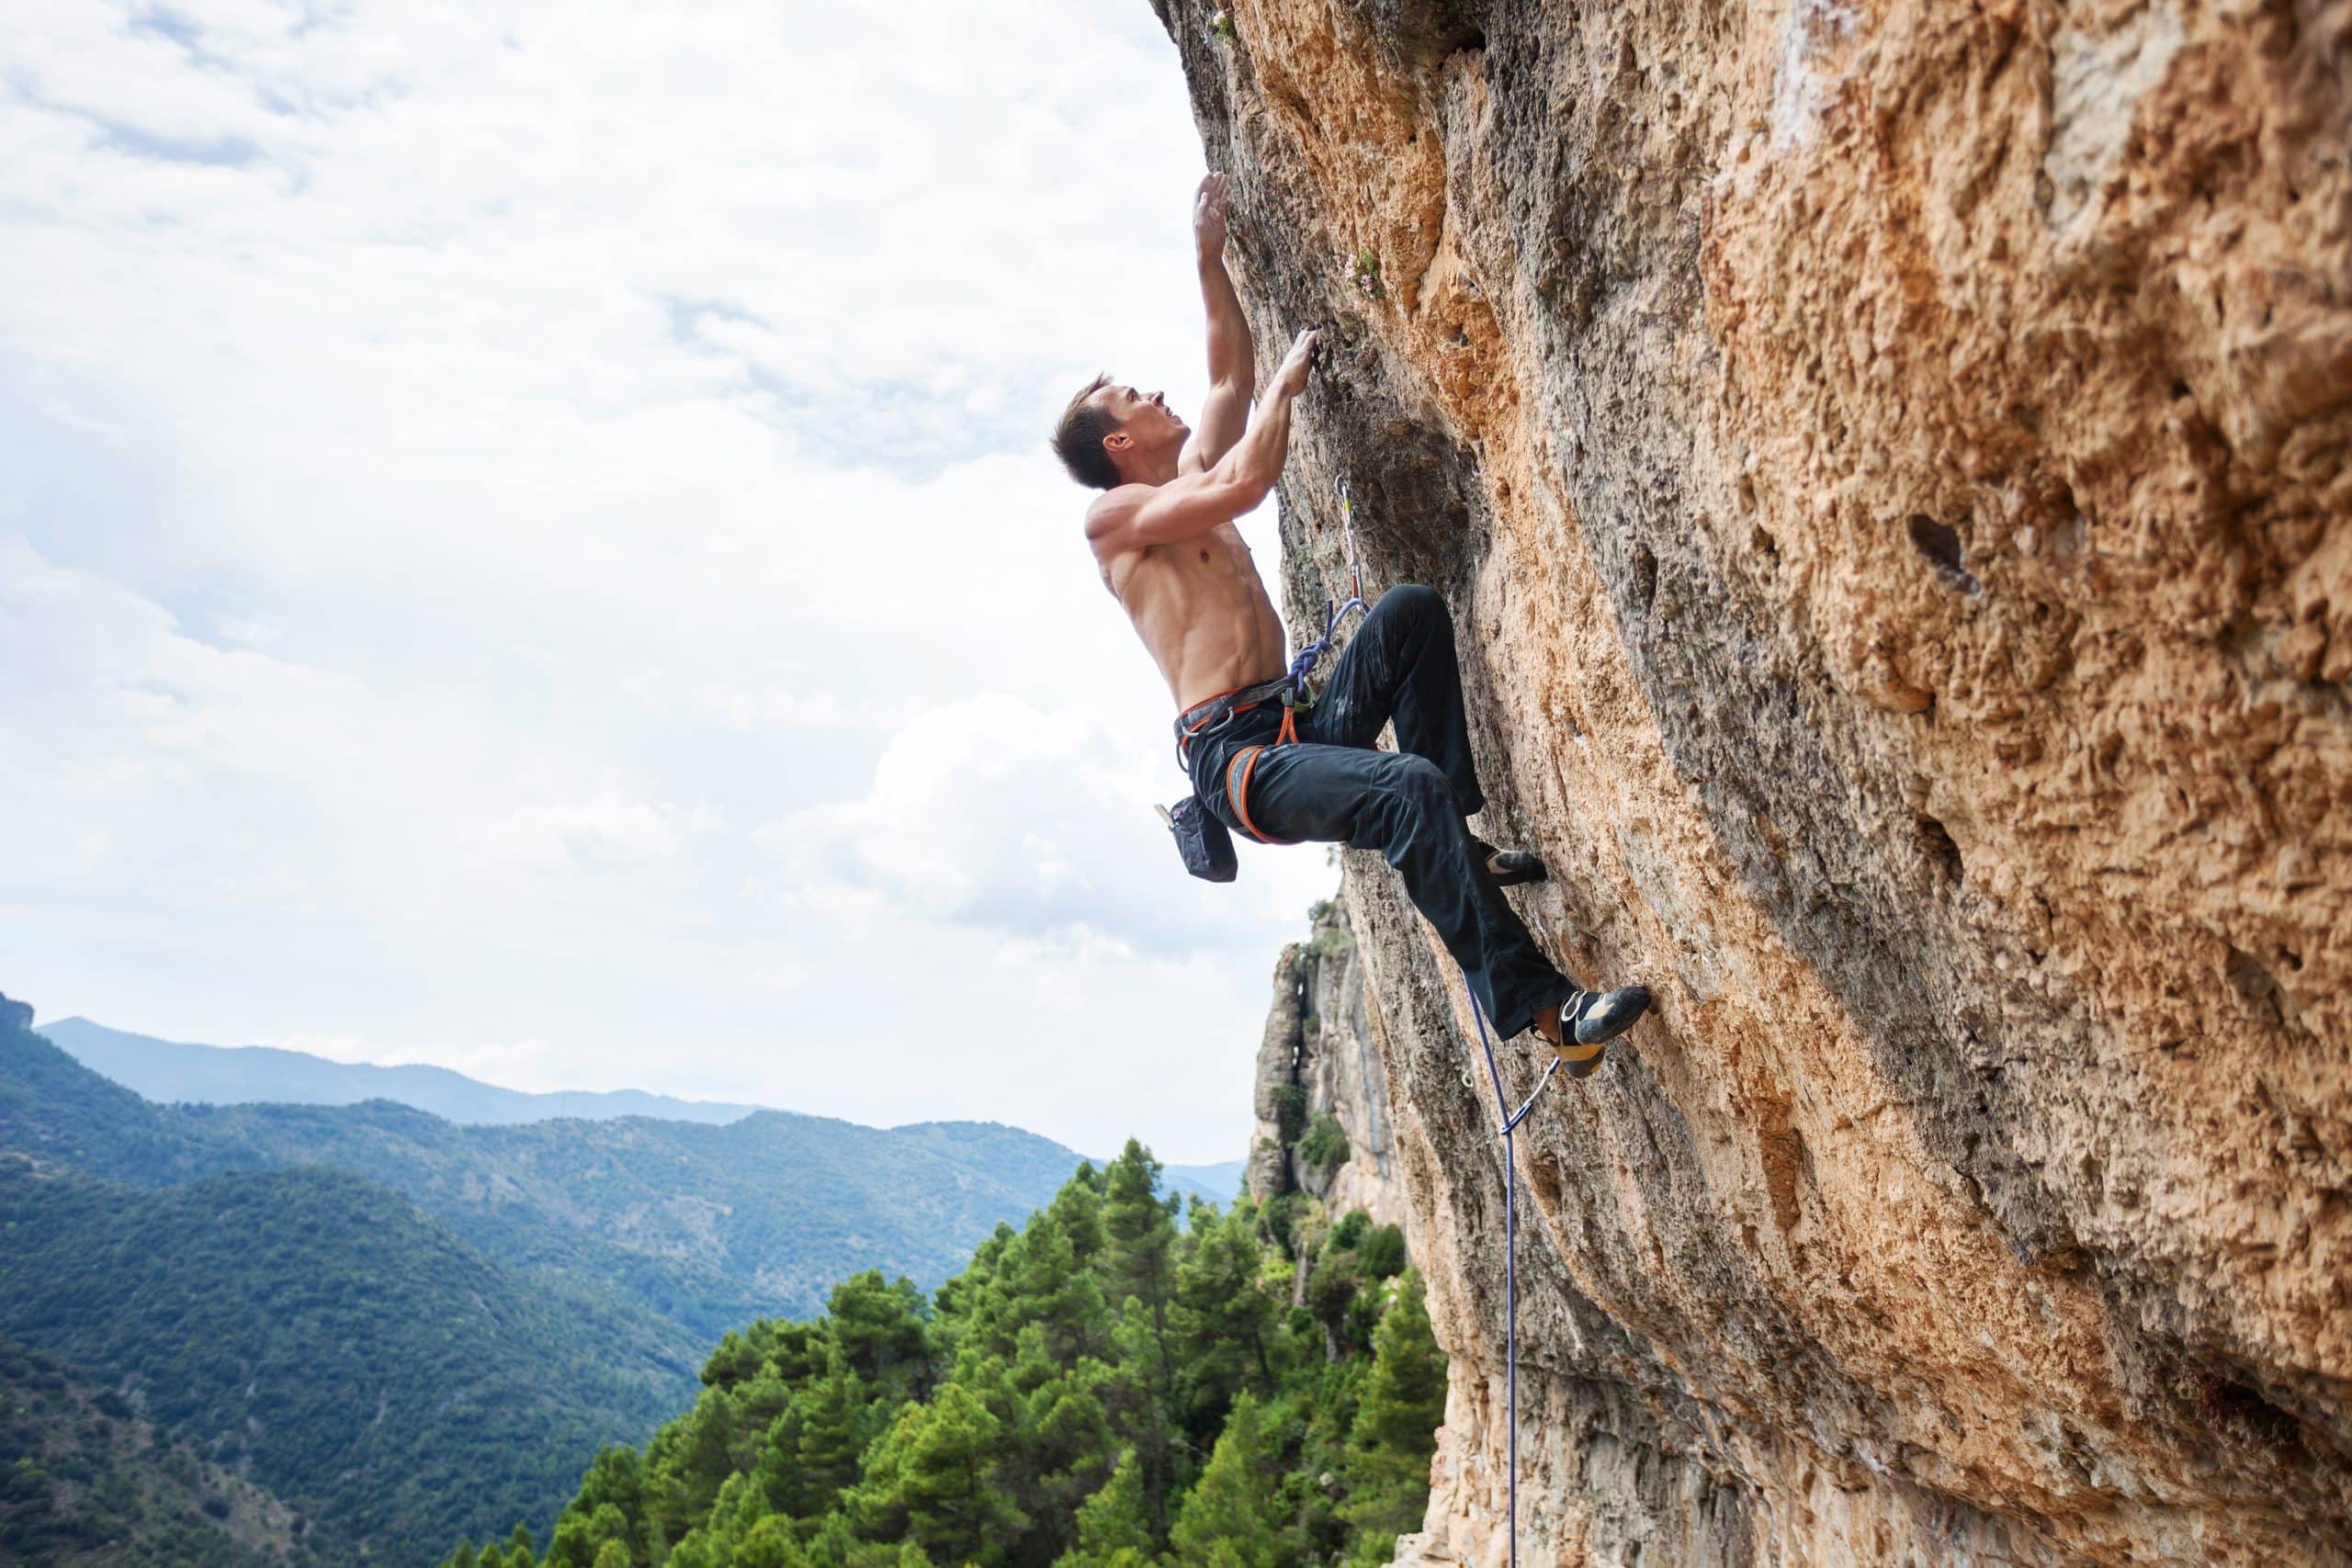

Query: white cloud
[[762, 694, 1321, 955], [495, 788, 719, 873]]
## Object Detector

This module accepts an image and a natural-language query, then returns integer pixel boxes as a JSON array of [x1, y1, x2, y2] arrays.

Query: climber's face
[[1094, 381, 1189, 471]]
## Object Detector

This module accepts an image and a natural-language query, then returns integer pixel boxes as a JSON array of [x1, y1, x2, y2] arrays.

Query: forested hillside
[[0, 1159, 675, 1560], [0, 1000, 1130, 1566], [0, 1332, 317, 1568], [439, 1145, 1444, 1568], [3, 1019, 1100, 1344]]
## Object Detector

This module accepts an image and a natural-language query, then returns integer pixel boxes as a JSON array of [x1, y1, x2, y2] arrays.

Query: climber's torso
[[1100, 514, 1288, 713]]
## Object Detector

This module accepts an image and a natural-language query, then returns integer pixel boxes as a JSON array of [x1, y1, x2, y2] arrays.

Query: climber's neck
[[1114, 448, 1182, 488]]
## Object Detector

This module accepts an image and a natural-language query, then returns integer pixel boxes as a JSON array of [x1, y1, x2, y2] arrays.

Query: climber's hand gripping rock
[[1193, 170, 1230, 260], [1272, 327, 1317, 399]]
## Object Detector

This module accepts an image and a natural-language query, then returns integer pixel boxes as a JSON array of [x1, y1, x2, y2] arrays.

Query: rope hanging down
[[1318, 478, 1552, 1564], [1462, 976, 1557, 1568], [1274, 479, 1369, 743]]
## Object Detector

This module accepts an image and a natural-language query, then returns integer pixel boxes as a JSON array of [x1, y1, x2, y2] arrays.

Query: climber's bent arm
[[1090, 387, 1297, 554]]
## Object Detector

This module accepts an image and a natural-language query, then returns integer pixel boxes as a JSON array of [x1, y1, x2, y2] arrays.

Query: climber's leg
[[1226, 739, 1570, 1039], [1304, 584, 1544, 886], [1303, 584, 1485, 811]]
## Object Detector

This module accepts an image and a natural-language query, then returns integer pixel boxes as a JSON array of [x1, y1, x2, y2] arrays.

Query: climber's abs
[[1109, 521, 1288, 712]]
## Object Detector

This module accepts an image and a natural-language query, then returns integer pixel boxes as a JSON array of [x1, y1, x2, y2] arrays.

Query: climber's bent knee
[[1368, 583, 1448, 640], [1378, 582, 1443, 618]]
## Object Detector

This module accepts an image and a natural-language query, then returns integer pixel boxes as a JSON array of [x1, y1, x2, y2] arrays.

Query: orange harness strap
[[1226, 745, 1284, 845], [1227, 700, 1304, 846]]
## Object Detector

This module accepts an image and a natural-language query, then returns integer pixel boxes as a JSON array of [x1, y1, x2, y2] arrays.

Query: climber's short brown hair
[[1052, 374, 1123, 491]]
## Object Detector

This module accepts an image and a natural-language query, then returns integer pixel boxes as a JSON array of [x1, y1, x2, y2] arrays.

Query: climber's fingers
[[1273, 328, 1319, 396], [1194, 172, 1230, 253]]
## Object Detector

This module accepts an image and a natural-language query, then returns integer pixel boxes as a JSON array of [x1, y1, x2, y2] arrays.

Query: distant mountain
[[36, 1016, 763, 1126], [2, 1019, 1091, 1334], [166, 1100, 1103, 1336], [0, 1330, 318, 1568], [37, 1011, 1247, 1204]]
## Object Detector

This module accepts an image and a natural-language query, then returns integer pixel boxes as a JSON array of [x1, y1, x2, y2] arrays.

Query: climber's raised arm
[[1180, 173, 1252, 477], [1088, 329, 1316, 556]]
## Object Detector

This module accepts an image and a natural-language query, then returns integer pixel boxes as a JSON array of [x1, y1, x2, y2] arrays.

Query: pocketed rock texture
[[1152, 0, 2351, 1562], [1244, 901, 1414, 1228]]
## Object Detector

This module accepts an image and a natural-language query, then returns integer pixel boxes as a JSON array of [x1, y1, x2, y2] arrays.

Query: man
[[1051, 174, 1649, 1075]]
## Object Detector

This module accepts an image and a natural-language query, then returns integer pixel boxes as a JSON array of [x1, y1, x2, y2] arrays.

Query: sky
[[0, 0, 1340, 1164]]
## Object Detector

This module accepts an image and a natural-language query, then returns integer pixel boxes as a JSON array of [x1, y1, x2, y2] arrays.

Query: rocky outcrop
[[1157, 0, 2351, 1561], [1245, 900, 1413, 1230]]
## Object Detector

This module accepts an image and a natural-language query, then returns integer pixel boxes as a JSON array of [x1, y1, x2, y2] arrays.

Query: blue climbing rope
[[1281, 479, 1370, 710], [1462, 974, 1557, 1568], [1321, 477, 1550, 1563]]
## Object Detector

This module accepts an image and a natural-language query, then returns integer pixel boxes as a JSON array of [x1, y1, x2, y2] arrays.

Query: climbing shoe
[[1549, 985, 1652, 1078], [1470, 835, 1548, 887]]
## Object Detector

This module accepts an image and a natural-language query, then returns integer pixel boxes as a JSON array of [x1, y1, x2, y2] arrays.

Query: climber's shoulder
[[1083, 480, 1152, 550], [1084, 477, 1178, 556], [1085, 470, 1238, 558]]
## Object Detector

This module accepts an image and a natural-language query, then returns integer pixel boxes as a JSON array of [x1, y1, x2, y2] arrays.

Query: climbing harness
[[1162, 480, 1370, 864], [1460, 968, 1559, 1568]]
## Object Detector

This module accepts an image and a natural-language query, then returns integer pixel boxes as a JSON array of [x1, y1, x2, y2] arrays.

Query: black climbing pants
[[1181, 584, 1576, 1040]]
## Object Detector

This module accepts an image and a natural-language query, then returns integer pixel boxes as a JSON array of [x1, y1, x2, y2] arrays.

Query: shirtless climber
[[1049, 173, 1651, 1076]]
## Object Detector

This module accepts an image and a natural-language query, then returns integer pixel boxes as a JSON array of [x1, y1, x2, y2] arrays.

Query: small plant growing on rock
[[1271, 1083, 1308, 1145], [1351, 248, 1385, 301], [1211, 9, 1236, 40], [1326, 1209, 1372, 1252], [1260, 1190, 1307, 1258], [1359, 1222, 1408, 1280], [1298, 1111, 1351, 1174]]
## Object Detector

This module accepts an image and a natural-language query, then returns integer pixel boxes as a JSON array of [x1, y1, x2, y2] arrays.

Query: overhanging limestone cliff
[[1154, 0, 2351, 1560]]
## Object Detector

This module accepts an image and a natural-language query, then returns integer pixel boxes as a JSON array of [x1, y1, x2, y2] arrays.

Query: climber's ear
[[1104, 429, 1134, 455]]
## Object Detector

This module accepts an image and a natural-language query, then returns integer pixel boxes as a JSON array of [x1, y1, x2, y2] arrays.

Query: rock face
[[1154, 0, 2351, 1561], [1244, 901, 1413, 1229]]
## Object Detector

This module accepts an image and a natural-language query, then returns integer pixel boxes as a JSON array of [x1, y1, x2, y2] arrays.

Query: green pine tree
[[1056, 1445, 1152, 1566], [854, 1381, 1027, 1565], [1167, 1393, 1290, 1568], [1170, 1203, 1277, 1442], [1049, 1160, 1108, 1268], [735, 1511, 812, 1568], [1342, 1269, 1448, 1558], [826, 1271, 932, 1400], [1101, 1143, 1182, 1540], [786, 1345, 868, 1517]]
